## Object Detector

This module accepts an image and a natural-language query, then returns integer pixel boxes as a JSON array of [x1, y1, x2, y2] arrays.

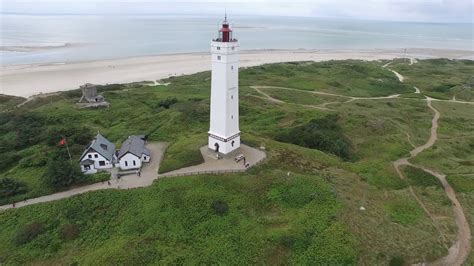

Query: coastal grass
[[0, 59, 471, 264], [0, 172, 357, 265], [390, 58, 474, 100], [0, 94, 25, 112], [402, 165, 442, 188], [240, 60, 414, 97]]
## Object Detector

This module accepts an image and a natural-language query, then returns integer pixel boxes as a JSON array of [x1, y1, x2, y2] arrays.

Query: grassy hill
[[0, 59, 473, 265]]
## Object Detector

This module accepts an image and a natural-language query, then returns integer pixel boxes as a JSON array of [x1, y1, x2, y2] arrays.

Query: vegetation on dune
[[43, 151, 86, 191], [240, 60, 413, 97], [0, 59, 473, 264], [275, 114, 353, 160], [402, 165, 442, 188], [0, 94, 25, 112], [0, 173, 356, 265], [0, 178, 27, 198], [391, 58, 474, 100]]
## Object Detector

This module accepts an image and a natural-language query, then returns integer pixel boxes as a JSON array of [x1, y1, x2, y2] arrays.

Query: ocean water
[[1, 14, 473, 65]]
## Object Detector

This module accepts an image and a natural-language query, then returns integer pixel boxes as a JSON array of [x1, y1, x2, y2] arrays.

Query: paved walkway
[[0, 142, 167, 211], [159, 144, 266, 177]]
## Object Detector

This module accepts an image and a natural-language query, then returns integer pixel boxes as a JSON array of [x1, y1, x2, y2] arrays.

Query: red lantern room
[[216, 14, 236, 42]]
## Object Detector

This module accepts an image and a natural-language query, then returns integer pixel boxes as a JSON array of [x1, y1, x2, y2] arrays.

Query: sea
[[1, 14, 473, 65]]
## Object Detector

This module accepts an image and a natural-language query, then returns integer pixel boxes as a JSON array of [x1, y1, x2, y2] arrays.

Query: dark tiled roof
[[118, 135, 147, 159], [80, 133, 115, 162]]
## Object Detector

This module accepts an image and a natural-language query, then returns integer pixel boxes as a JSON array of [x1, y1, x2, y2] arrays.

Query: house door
[[214, 143, 220, 153]]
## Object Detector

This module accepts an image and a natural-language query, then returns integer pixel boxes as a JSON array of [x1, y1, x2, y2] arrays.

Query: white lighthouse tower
[[208, 16, 240, 155]]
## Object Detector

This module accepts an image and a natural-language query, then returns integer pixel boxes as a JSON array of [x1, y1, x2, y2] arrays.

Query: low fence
[[158, 156, 266, 178]]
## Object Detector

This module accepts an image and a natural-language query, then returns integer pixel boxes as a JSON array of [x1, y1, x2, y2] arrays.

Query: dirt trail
[[393, 99, 471, 265], [251, 85, 400, 102], [390, 69, 405, 83]]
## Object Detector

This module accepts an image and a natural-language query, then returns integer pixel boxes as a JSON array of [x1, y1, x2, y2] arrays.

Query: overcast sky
[[2, 0, 473, 23]]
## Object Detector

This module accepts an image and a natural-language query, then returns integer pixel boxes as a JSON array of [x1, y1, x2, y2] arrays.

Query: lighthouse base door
[[208, 135, 240, 155]]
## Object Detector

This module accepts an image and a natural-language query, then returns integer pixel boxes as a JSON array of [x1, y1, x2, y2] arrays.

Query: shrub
[[43, 150, 86, 190], [59, 224, 80, 241], [389, 256, 404, 266], [0, 177, 27, 198], [13, 222, 45, 245], [0, 152, 20, 171], [403, 166, 441, 188], [275, 114, 353, 160], [45, 126, 93, 147], [211, 200, 229, 216], [158, 97, 178, 109]]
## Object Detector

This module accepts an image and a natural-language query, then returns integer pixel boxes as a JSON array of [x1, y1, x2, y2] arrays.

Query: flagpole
[[64, 137, 72, 163]]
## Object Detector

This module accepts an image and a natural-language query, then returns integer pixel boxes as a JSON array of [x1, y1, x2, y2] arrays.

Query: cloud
[[2, 0, 472, 22]]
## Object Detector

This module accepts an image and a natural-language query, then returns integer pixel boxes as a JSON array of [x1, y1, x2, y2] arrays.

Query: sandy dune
[[1, 48, 473, 97]]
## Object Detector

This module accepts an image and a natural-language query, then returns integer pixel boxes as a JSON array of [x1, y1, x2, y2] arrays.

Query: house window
[[217, 47, 221, 50], [94, 154, 98, 158], [99, 161, 105, 166], [125, 161, 128, 167], [231, 66, 233, 70], [84, 165, 90, 170], [133, 160, 136, 166], [231, 115, 233, 119], [231, 140, 235, 147], [217, 56, 221, 60], [231, 95, 233, 100], [88, 154, 92, 159]]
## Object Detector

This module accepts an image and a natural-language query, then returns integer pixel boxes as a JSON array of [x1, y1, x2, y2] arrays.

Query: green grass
[[0, 59, 472, 264], [158, 134, 206, 174], [385, 199, 424, 225], [391, 59, 474, 100], [240, 60, 413, 97], [447, 175, 474, 193], [0, 172, 356, 265], [0, 94, 25, 112]]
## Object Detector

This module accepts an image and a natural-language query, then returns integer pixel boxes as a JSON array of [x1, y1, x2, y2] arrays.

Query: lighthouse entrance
[[214, 143, 220, 153]]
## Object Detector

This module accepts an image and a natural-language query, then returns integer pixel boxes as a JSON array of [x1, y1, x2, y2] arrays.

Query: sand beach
[[1, 48, 473, 97]]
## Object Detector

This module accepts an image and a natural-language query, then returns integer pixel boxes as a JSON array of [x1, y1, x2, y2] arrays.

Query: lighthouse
[[208, 16, 240, 155]]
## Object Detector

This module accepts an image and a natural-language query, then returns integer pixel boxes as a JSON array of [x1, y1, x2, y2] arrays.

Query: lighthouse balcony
[[212, 38, 238, 42]]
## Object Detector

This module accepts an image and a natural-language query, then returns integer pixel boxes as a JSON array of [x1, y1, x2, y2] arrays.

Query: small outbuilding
[[77, 83, 110, 108], [79, 83, 105, 103], [116, 135, 151, 170]]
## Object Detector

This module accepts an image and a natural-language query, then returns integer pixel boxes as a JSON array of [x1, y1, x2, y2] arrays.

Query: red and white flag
[[58, 138, 66, 146]]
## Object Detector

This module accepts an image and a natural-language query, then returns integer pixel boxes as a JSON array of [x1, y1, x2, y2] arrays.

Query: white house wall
[[119, 153, 142, 170], [81, 151, 113, 169], [141, 154, 150, 163]]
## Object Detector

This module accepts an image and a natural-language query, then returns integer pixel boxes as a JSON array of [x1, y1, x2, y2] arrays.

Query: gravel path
[[159, 144, 266, 177]]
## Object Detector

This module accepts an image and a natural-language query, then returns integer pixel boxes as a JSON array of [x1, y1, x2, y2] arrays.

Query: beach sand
[[1, 48, 473, 97]]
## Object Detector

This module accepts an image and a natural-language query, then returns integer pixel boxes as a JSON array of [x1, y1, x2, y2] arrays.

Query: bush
[[158, 97, 178, 109], [45, 126, 93, 147], [60, 224, 80, 241], [0, 152, 20, 171], [211, 200, 229, 216], [389, 256, 404, 266], [403, 166, 441, 188], [13, 222, 45, 245], [0, 177, 27, 198], [275, 114, 353, 160], [43, 150, 86, 190]]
